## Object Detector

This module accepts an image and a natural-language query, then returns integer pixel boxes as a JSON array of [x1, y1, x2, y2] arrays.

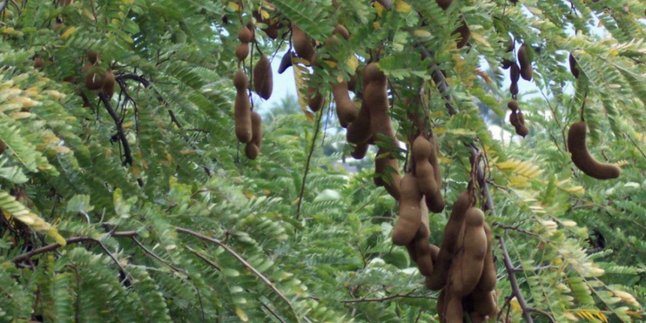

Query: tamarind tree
[[0, 0, 644, 321]]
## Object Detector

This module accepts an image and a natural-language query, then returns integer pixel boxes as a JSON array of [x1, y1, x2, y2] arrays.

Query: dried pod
[[234, 69, 248, 91], [501, 58, 513, 69], [102, 70, 115, 98], [516, 124, 529, 137], [363, 62, 385, 85], [238, 26, 254, 43], [334, 24, 351, 40], [518, 43, 533, 81], [448, 207, 487, 297], [426, 192, 471, 290], [307, 87, 324, 112], [235, 43, 250, 61], [510, 62, 520, 84], [474, 223, 496, 292], [392, 174, 423, 246], [510, 82, 519, 96], [346, 101, 372, 144], [509, 111, 519, 127], [466, 290, 498, 321], [375, 149, 401, 200], [278, 52, 293, 74], [567, 121, 621, 179], [245, 111, 262, 159], [351, 142, 369, 160], [443, 294, 464, 323], [253, 55, 273, 100], [507, 100, 519, 112], [331, 81, 358, 127], [454, 22, 470, 48], [412, 200, 434, 276], [234, 90, 252, 143], [33, 56, 44, 69], [569, 53, 580, 79], [244, 143, 259, 159], [292, 25, 316, 63]]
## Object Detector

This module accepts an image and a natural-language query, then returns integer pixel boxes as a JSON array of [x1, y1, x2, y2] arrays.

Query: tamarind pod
[[238, 26, 254, 43], [84, 68, 104, 90], [567, 121, 621, 179], [334, 24, 351, 40], [501, 59, 513, 69], [415, 162, 435, 195], [510, 63, 520, 84], [33, 57, 44, 69], [250, 111, 263, 149], [505, 37, 515, 52], [436, 0, 452, 10], [515, 125, 529, 137], [87, 50, 99, 64], [382, 163, 401, 200], [351, 142, 369, 159], [448, 207, 487, 297], [426, 192, 471, 290], [364, 71, 395, 145], [253, 55, 273, 100], [454, 22, 470, 48], [474, 223, 496, 292], [518, 44, 532, 81], [444, 294, 464, 323], [102, 70, 115, 98], [331, 81, 358, 127], [244, 143, 259, 159], [292, 25, 316, 63], [278, 52, 293, 74], [510, 82, 519, 96], [466, 289, 498, 320], [234, 90, 252, 143], [413, 199, 434, 275], [374, 148, 397, 186], [235, 43, 250, 61], [507, 100, 519, 112], [234, 69, 248, 91], [413, 136, 444, 212], [412, 135, 432, 161], [307, 87, 324, 112], [425, 187, 445, 213], [509, 111, 519, 127], [392, 174, 421, 245], [346, 100, 372, 144], [428, 136, 442, 189], [436, 290, 446, 319], [363, 62, 386, 85], [569, 53, 579, 79]]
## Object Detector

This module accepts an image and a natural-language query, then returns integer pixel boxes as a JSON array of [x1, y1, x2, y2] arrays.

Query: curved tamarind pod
[[443, 293, 464, 323], [292, 25, 315, 63], [364, 65, 397, 149], [412, 136, 444, 212], [238, 26, 254, 43], [510, 82, 519, 96], [307, 87, 324, 112], [346, 100, 372, 144], [253, 55, 273, 100], [234, 85, 252, 143], [334, 24, 350, 40], [501, 59, 513, 69], [448, 207, 487, 297], [331, 81, 358, 127], [102, 70, 115, 98], [518, 43, 533, 81], [466, 289, 498, 321], [375, 150, 401, 200], [235, 43, 250, 61], [510, 62, 520, 84], [436, 0, 452, 10], [567, 121, 621, 179], [392, 174, 422, 246], [278, 52, 293, 74], [509, 111, 519, 127], [426, 192, 471, 290], [474, 223, 496, 292], [507, 100, 519, 112], [351, 142, 369, 159], [250, 111, 263, 149], [454, 22, 470, 48], [414, 200, 435, 275], [234, 69, 248, 91], [244, 143, 259, 159], [569, 53, 580, 79]]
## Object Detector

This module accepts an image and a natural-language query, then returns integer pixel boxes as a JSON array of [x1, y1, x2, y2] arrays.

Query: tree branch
[[498, 236, 534, 323], [418, 46, 456, 116], [99, 93, 133, 166]]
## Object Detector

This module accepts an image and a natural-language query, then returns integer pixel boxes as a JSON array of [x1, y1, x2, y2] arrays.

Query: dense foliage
[[0, 0, 644, 322]]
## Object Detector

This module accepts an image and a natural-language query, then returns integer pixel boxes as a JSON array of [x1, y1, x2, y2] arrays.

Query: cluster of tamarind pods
[[233, 23, 272, 160]]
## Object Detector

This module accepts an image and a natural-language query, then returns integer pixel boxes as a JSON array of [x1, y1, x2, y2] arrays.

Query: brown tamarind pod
[[443, 293, 464, 323], [235, 43, 250, 61], [253, 55, 273, 100], [501, 58, 513, 69], [334, 24, 350, 40], [234, 69, 248, 91], [363, 64, 397, 149], [516, 125, 529, 137], [507, 100, 519, 112], [392, 174, 422, 246], [292, 25, 316, 63], [474, 223, 496, 292], [510, 63, 520, 84], [84, 67, 105, 90], [250, 111, 263, 149], [518, 43, 532, 81], [234, 90, 252, 143], [426, 192, 471, 290], [436, 290, 446, 319], [363, 62, 385, 85], [567, 121, 621, 179], [87, 50, 99, 64], [346, 101, 372, 144], [351, 142, 369, 160], [569, 53, 580, 79], [510, 82, 519, 96], [307, 87, 324, 112], [509, 111, 519, 127], [102, 70, 115, 98], [238, 26, 254, 43], [466, 289, 498, 321], [375, 150, 401, 200], [278, 52, 293, 74], [448, 207, 487, 297], [436, 0, 452, 10], [33, 56, 44, 69], [331, 81, 358, 127], [244, 143, 259, 159], [454, 22, 470, 48]]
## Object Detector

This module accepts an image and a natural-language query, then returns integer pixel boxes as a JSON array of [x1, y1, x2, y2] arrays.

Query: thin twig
[[295, 108, 324, 219], [498, 236, 534, 323], [99, 93, 133, 166]]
